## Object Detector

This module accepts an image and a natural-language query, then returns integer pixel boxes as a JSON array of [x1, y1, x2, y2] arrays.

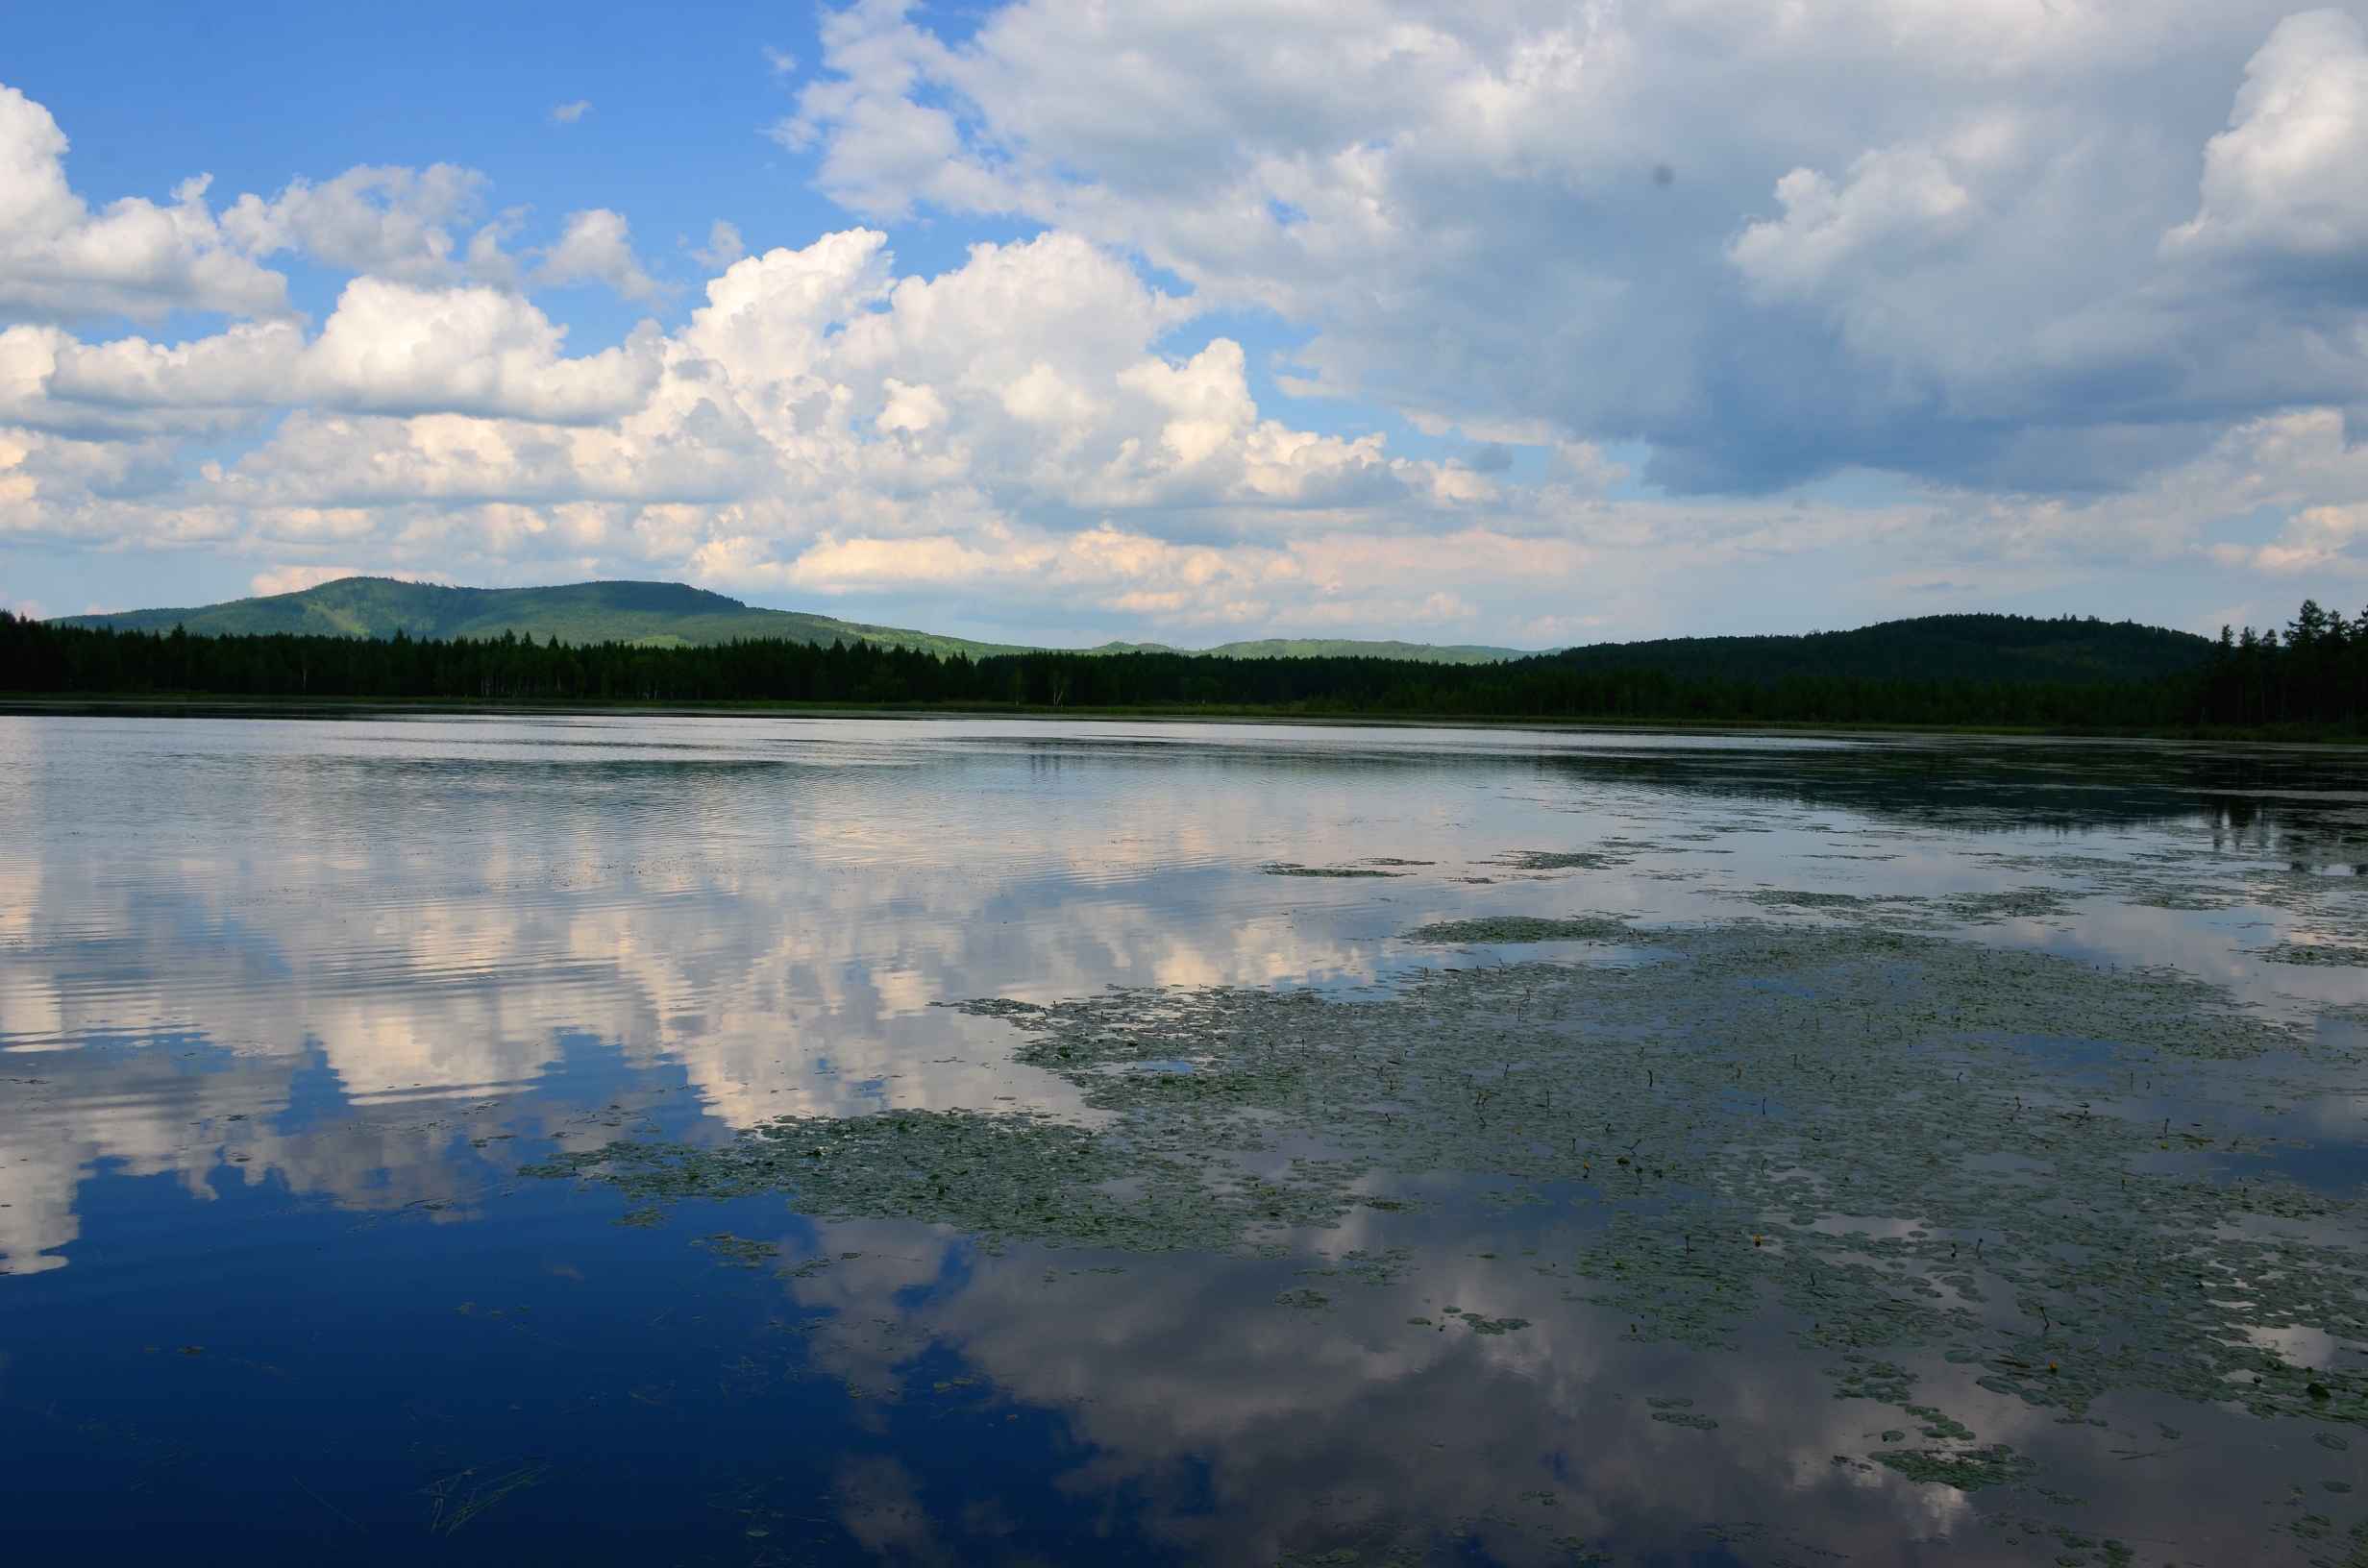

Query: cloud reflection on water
[[6, 715, 2368, 1274], [763, 1206, 2298, 1565], [4, 714, 2366, 1562]]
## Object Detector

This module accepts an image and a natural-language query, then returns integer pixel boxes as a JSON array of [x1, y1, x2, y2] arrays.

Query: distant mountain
[[57, 578, 1031, 660], [1090, 637, 1528, 665], [1544, 614, 2212, 685], [53, 581, 2200, 683], [55, 577, 1537, 664]]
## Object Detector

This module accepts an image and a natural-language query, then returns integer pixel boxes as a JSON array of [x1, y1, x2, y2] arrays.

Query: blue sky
[[4, 1, 2367, 647]]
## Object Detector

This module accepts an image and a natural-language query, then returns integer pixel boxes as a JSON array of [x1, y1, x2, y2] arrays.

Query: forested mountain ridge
[[53, 579, 2215, 683], [0, 599, 2339, 733], [56, 577, 1027, 660], [55, 577, 1528, 665], [1546, 613, 2213, 685]]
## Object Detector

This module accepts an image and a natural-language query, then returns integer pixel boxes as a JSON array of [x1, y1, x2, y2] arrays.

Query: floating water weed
[[2259, 943, 2368, 967], [1402, 917, 1630, 944], [1646, 1396, 1716, 1429], [1869, 1445, 2039, 1490], [532, 919, 2365, 1433], [1937, 889, 2078, 924], [690, 1233, 778, 1267], [1494, 850, 1630, 871], [1826, 1357, 1917, 1404]]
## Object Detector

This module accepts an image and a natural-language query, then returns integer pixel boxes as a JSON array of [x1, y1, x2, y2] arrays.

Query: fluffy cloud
[[1, 279, 662, 435], [9, 204, 2368, 646], [183, 229, 1413, 524], [1727, 145, 1972, 300], [0, 202, 1600, 637], [10, 6, 2368, 645], [777, 0, 2367, 496], [301, 278, 663, 419], [532, 208, 671, 302], [222, 163, 501, 287], [0, 87, 669, 329], [2165, 10, 2368, 264], [0, 86, 289, 322]]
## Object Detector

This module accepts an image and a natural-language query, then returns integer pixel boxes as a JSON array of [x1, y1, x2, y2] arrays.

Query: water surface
[[3, 714, 2363, 1565]]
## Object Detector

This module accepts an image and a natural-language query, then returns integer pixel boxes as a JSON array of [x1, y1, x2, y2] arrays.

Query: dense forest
[[0, 600, 2357, 733]]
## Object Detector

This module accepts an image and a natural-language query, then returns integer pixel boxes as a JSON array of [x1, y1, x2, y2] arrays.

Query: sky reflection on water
[[1, 714, 2363, 1565]]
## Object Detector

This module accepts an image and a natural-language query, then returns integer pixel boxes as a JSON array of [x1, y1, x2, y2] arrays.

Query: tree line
[[0, 598, 2358, 732]]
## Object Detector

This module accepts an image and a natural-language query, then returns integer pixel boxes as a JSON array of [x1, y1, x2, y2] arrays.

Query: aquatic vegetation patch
[[1404, 916, 1632, 944], [1647, 1397, 1716, 1429], [2258, 942, 2368, 967], [532, 919, 2367, 1434], [1575, 1205, 1774, 1348], [1826, 1357, 1917, 1404], [1495, 850, 1631, 870], [1937, 889, 2078, 923], [1871, 1445, 2039, 1491], [526, 1104, 1359, 1258], [1746, 890, 1899, 911], [1262, 862, 1406, 878], [1301, 1245, 1415, 1286], [690, 1233, 778, 1267]]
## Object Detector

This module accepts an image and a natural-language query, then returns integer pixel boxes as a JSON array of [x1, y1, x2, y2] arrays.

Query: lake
[[2, 712, 2362, 1565]]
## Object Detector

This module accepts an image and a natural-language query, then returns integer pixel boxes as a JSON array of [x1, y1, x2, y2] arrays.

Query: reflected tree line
[[0, 598, 2359, 731]]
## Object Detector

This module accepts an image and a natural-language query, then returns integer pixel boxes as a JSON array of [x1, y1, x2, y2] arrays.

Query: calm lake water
[[2, 713, 2363, 1565]]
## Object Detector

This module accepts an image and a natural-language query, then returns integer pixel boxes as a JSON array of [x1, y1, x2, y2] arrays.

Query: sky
[[4, 0, 2368, 649]]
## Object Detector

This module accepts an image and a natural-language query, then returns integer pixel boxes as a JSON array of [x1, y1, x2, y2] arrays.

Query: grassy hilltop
[[57, 578, 1035, 659]]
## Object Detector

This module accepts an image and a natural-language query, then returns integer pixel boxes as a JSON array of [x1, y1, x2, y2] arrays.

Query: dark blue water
[[3, 714, 2363, 1564]]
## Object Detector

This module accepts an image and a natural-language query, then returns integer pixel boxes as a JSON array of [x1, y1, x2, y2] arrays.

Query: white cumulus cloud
[[774, 0, 2368, 497], [0, 86, 289, 323], [2, 279, 661, 434], [1728, 146, 1972, 300], [14, 12, 2368, 645], [532, 208, 672, 302], [222, 163, 497, 286], [2164, 10, 2368, 264]]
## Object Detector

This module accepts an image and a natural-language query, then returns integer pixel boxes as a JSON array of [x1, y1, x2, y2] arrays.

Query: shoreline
[[1, 691, 2359, 747]]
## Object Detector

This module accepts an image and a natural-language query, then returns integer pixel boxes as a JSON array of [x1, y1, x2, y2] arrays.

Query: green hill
[[1546, 614, 2211, 685], [53, 581, 2203, 683], [58, 578, 1031, 660], [56, 577, 1536, 663]]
